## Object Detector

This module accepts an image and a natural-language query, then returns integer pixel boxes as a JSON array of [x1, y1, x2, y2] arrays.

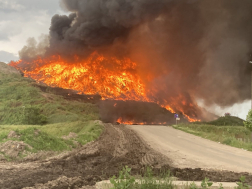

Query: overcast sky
[[0, 0, 250, 119], [0, 0, 64, 62]]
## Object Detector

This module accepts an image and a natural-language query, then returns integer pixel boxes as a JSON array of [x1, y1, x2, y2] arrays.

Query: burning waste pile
[[9, 0, 252, 124]]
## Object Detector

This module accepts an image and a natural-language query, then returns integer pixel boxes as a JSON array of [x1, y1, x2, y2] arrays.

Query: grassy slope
[[174, 123, 252, 151], [173, 115, 252, 151], [0, 71, 99, 125], [0, 121, 103, 152], [0, 62, 98, 125], [0, 62, 103, 158], [195, 116, 244, 126]]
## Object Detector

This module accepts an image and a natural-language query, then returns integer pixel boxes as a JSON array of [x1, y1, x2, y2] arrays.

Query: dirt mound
[[23, 151, 58, 162], [0, 154, 5, 161], [62, 132, 78, 140], [0, 141, 32, 159], [22, 176, 94, 189], [99, 100, 179, 124], [0, 62, 20, 75], [0, 124, 251, 189], [33, 83, 101, 104], [7, 131, 20, 139]]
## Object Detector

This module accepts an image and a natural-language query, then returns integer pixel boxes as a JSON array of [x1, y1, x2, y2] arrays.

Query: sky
[[0, 0, 250, 120], [0, 0, 64, 62]]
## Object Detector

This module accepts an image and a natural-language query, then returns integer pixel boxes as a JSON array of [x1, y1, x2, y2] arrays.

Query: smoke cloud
[[19, 0, 252, 114]]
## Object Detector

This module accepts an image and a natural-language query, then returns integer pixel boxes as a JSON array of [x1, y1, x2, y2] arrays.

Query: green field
[[0, 121, 103, 152], [174, 120, 252, 151], [0, 62, 102, 160]]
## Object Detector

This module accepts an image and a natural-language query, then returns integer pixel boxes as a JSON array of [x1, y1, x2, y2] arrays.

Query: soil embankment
[[0, 124, 251, 189]]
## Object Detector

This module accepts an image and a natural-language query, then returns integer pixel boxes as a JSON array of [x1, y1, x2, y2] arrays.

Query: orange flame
[[116, 118, 167, 125], [9, 52, 200, 122]]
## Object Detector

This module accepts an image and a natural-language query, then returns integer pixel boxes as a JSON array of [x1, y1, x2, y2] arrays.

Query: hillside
[[0, 62, 99, 125], [194, 116, 245, 126], [0, 62, 20, 75], [0, 62, 102, 161], [207, 116, 244, 126]]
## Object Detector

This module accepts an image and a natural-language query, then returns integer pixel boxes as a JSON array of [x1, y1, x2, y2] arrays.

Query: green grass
[[0, 121, 103, 153], [40, 121, 103, 145], [194, 116, 244, 126], [174, 124, 252, 151], [134, 169, 173, 189], [0, 64, 103, 158], [110, 166, 239, 189], [110, 166, 174, 189], [16, 127, 74, 152], [0, 68, 99, 125]]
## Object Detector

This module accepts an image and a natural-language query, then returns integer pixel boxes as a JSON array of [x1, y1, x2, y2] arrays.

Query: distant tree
[[244, 110, 252, 131], [244, 110, 252, 142]]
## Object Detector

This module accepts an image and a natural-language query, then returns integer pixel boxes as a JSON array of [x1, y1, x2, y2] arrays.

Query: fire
[[9, 52, 200, 122], [162, 105, 175, 113], [116, 118, 167, 125], [183, 115, 201, 122], [10, 52, 147, 101]]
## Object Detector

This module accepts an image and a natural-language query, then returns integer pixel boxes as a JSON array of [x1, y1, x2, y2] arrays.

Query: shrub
[[244, 110, 252, 132], [22, 107, 47, 125]]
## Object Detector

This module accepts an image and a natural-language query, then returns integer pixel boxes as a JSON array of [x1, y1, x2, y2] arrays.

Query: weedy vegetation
[[110, 166, 173, 189], [174, 115, 252, 151], [110, 166, 250, 189]]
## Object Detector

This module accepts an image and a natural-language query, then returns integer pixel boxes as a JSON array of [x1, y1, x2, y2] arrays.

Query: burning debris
[[99, 100, 187, 125], [9, 0, 252, 123]]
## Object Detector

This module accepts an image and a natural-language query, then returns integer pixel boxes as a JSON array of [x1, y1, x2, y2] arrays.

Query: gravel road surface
[[129, 125, 252, 173]]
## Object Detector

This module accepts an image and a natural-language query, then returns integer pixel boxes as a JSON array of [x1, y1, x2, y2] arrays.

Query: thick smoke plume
[[19, 0, 252, 116]]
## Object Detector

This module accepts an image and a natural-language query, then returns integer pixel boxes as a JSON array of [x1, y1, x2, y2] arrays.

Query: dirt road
[[129, 125, 252, 173], [0, 124, 168, 189], [0, 124, 252, 189]]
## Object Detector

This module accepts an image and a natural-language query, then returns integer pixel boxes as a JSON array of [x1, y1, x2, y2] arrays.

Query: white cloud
[[0, 11, 52, 55], [0, 20, 21, 40], [0, 0, 25, 11], [0, 50, 18, 62], [0, 0, 66, 60]]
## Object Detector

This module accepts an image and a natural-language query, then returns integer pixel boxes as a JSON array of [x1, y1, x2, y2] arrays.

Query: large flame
[[116, 117, 167, 125], [10, 52, 200, 123]]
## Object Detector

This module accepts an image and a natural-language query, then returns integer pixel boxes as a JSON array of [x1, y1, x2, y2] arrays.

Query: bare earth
[[0, 124, 252, 189], [129, 125, 252, 173]]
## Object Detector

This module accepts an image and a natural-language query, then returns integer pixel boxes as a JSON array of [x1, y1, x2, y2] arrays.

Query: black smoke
[[18, 0, 252, 118]]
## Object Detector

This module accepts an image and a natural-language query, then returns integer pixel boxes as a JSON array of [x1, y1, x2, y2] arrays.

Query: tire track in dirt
[[112, 126, 128, 157], [0, 124, 251, 189]]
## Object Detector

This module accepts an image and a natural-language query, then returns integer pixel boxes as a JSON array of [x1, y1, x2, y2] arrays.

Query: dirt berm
[[0, 124, 251, 189]]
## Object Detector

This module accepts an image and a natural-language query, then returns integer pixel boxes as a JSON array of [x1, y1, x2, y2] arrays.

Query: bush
[[22, 107, 47, 125], [244, 110, 252, 132]]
